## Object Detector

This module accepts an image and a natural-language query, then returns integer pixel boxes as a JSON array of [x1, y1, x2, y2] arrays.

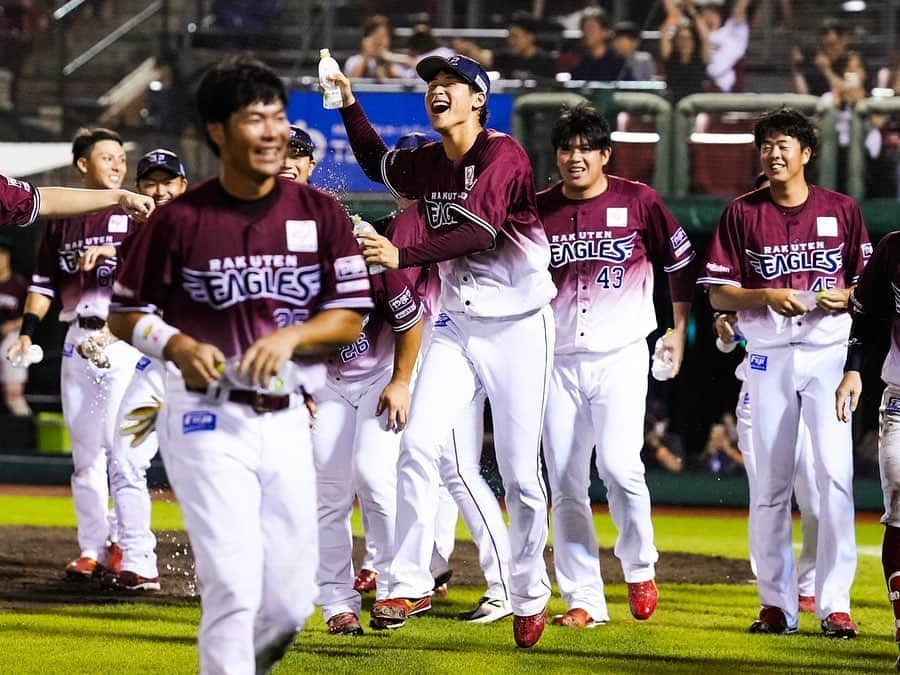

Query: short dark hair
[[196, 54, 287, 156], [819, 17, 847, 36], [363, 14, 390, 38], [551, 104, 612, 151], [753, 108, 818, 155], [508, 10, 539, 35], [71, 128, 122, 166], [581, 7, 610, 31], [469, 84, 489, 126]]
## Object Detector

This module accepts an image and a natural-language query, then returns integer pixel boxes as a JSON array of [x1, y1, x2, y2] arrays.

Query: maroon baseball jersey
[[30, 208, 134, 322], [700, 185, 871, 348], [110, 178, 374, 360], [538, 177, 696, 354], [0, 273, 27, 325], [326, 268, 422, 383], [849, 231, 900, 386], [379, 130, 556, 318], [385, 202, 442, 320], [0, 174, 39, 228]]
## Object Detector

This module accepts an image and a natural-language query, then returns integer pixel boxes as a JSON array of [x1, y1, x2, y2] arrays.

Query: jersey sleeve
[[849, 231, 897, 320], [698, 202, 744, 288], [381, 147, 427, 201], [377, 268, 423, 332], [642, 190, 697, 302], [841, 200, 872, 286], [0, 175, 39, 228], [109, 211, 175, 314], [28, 222, 61, 298], [315, 196, 375, 313]]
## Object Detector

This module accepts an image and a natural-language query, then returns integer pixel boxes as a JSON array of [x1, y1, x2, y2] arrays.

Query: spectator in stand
[[821, 50, 868, 193], [212, 0, 284, 32], [643, 399, 685, 474], [0, 239, 30, 416], [456, 12, 556, 81], [697, 0, 750, 92], [568, 7, 626, 82], [704, 422, 744, 475], [612, 21, 657, 82], [659, 1, 710, 102], [791, 18, 850, 97], [407, 23, 453, 64], [0, 0, 47, 111], [344, 15, 408, 81]]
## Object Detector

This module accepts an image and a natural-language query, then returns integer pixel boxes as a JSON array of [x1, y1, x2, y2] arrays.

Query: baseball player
[[0, 172, 153, 227], [102, 148, 189, 593], [8, 128, 146, 580], [700, 108, 868, 637], [0, 239, 31, 415], [279, 126, 317, 183], [715, 311, 819, 614], [536, 104, 696, 628], [107, 55, 372, 674], [331, 53, 555, 647], [835, 231, 900, 666]]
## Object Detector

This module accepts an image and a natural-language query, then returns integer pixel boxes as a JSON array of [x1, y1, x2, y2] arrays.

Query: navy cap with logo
[[289, 125, 315, 158], [416, 54, 490, 96], [394, 132, 434, 150], [136, 148, 186, 180]]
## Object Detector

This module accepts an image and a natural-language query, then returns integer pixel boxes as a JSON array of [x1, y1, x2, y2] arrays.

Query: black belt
[[77, 316, 106, 330], [188, 387, 291, 414]]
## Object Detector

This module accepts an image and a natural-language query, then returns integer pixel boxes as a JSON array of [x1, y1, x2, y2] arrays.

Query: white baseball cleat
[[457, 597, 513, 624]]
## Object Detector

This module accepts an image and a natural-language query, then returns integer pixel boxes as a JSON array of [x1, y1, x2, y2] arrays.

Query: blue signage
[[287, 91, 514, 194]]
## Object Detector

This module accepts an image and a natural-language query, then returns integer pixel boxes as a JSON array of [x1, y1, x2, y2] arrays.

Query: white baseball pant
[[313, 368, 401, 620], [543, 340, 658, 621], [389, 307, 554, 616], [159, 378, 316, 675], [736, 381, 819, 597], [878, 385, 900, 528], [745, 342, 856, 628], [108, 356, 165, 578], [61, 324, 140, 560], [436, 391, 511, 602], [0, 331, 27, 384], [430, 485, 458, 578]]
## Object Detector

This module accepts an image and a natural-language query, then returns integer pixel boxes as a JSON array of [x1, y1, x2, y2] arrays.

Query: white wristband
[[132, 314, 180, 360]]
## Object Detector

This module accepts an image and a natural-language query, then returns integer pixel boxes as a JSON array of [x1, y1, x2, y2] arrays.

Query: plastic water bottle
[[351, 215, 386, 275], [651, 334, 674, 381], [218, 356, 299, 395], [319, 48, 343, 110], [9, 344, 43, 368]]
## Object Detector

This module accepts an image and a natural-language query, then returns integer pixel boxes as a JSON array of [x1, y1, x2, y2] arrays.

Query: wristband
[[20, 313, 40, 338], [132, 313, 180, 360], [844, 338, 864, 373]]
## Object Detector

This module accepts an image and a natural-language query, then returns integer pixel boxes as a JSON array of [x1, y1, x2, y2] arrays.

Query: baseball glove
[[120, 395, 162, 447]]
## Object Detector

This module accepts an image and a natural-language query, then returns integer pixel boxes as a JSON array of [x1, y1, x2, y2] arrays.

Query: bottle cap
[[320, 48, 331, 58]]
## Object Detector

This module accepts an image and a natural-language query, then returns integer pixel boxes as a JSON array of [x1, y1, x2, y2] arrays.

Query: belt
[[77, 316, 106, 330], [188, 386, 291, 414]]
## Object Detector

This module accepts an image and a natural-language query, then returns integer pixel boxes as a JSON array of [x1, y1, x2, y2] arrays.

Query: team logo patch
[[749, 354, 768, 371], [816, 216, 838, 237], [182, 411, 216, 434], [135, 356, 152, 371], [434, 312, 451, 327], [550, 232, 636, 268], [285, 220, 318, 252], [886, 397, 900, 414], [464, 165, 476, 191], [62, 343, 74, 358], [862, 242, 873, 259], [746, 244, 843, 280], [107, 214, 129, 233], [182, 263, 321, 310], [606, 207, 628, 228]]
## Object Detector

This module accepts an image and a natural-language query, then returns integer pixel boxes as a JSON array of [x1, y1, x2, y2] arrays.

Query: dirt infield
[[0, 525, 752, 609]]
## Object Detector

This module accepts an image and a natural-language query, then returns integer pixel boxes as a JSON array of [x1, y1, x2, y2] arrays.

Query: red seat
[[607, 112, 657, 186], [690, 113, 758, 196]]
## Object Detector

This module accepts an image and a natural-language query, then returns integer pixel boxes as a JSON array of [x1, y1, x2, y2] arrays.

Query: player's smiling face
[[79, 140, 126, 189], [279, 155, 315, 184], [556, 134, 611, 199], [137, 169, 187, 206], [212, 99, 290, 183], [425, 71, 483, 132], [759, 133, 810, 186]]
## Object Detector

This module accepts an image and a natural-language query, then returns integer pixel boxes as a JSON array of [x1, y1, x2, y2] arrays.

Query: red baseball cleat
[[65, 556, 98, 580], [369, 596, 431, 630], [821, 612, 858, 639], [627, 580, 658, 620], [100, 569, 161, 592], [513, 608, 547, 648], [749, 606, 797, 634], [327, 612, 364, 636], [104, 542, 123, 573], [353, 568, 377, 593], [551, 608, 602, 628], [798, 595, 816, 614]]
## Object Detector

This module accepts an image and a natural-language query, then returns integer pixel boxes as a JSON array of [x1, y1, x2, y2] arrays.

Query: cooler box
[[36, 412, 71, 454]]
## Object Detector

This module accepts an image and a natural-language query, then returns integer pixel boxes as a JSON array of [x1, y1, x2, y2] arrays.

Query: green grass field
[[0, 495, 894, 674]]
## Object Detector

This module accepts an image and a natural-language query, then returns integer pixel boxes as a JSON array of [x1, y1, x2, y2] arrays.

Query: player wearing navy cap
[[280, 125, 317, 184]]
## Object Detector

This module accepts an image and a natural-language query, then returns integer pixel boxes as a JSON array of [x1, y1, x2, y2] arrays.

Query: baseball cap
[[416, 54, 490, 96], [394, 132, 434, 150], [288, 125, 315, 158], [136, 148, 186, 180]]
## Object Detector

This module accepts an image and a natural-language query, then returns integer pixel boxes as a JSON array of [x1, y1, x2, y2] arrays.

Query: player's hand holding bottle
[[239, 328, 301, 389], [816, 287, 851, 313], [765, 288, 809, 316], [165, 333, 225, 390]]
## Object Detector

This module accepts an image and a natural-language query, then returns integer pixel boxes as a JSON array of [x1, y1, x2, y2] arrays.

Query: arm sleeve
[[642, 190, 697, 302], [28, 222, 61, 298], [377, 268, 423, 332], [0, 175, 39, 228], [315, 196, 376, 312], [109, 212, 174, 314], [697, 203, 745, 288], [397, 221, 495, 268]]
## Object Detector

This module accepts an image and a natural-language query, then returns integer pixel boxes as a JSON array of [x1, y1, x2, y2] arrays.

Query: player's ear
[[75, 156, 88, 176], [206, 122, 226, 153], [601, 147, 612, 167], [472, 91, 486, 112], [801, 145, 812, 165]]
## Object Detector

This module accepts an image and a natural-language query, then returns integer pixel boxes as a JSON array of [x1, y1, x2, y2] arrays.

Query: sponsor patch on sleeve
[[334, 255, 368, 281], [108, 214, 129, 233], [886, 397, 900, 414], [862, 242, 873, 260], [6, 176, 31, 192], [670, 227, 687, 249], [706, 261, 730, 274], [816, 216, 838, 237], [749, 354, 768, 372], [182, 411, 216, 434], [285, 220, 318, 252], [389, 287, 413, 311]]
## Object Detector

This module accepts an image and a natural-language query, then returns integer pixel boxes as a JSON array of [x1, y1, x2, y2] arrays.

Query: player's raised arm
[[329, 72, 391, 183], [38, 187, 154, 222]]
